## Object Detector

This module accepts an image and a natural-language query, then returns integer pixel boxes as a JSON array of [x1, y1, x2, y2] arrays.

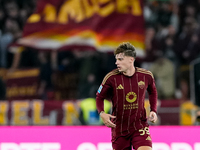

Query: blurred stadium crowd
[[0, 0, 200, 104]]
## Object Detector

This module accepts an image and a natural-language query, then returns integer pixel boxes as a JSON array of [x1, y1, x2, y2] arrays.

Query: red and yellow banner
[[17, 0, 145, 56], [6, 69, 40, 100]]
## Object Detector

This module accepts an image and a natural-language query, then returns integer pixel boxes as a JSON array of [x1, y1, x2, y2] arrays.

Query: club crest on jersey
[[98, 85, 103, 93], [126, 92, 137, 103], [138, 81, 145, 89]]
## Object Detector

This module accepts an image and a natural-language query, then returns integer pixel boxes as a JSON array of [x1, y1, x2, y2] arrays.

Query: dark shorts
[[112, 127, 152, 150]]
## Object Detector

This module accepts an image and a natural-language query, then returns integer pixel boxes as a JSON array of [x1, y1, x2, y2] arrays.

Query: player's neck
[[123, 66, 135, 76]]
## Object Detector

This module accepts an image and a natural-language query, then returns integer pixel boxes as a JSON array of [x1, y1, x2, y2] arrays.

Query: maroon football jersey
[[96, 67, 157, 141]]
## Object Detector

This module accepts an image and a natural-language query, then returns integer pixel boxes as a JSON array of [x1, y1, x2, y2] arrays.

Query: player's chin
[[117, 68, 122, 72]]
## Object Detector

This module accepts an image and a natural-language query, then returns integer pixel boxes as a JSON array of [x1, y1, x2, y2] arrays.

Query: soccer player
[[96, 42, 158, 150]]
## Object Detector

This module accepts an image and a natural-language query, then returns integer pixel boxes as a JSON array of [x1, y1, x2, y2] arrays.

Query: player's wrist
[[150, 110, 157, 114], [99, 111, 105, 116]]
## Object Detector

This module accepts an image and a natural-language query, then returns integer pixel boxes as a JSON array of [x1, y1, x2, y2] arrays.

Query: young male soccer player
[[96, 42, 158, 150]]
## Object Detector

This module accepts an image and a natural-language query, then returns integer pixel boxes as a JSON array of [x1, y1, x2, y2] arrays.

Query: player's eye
[[115, 57, 123, 61]]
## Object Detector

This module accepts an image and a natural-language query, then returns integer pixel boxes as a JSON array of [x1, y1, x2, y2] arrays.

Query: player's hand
[[100, 112, 116, 128], [148, 111, 157, 123]]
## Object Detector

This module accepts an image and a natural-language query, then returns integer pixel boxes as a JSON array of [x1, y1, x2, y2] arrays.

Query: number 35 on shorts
[[139, 127, 150, 135]]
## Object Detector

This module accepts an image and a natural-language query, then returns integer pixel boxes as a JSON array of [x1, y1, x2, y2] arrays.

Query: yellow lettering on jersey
[[32, 100, 49, 125], [62, 102, 79, 125], [11, 101, 29, 125], [124, 103, 138, 110], [0, 102, 8, 125]]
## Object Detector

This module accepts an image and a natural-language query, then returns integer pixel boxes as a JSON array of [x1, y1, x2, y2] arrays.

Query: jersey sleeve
[[147, 71, 158, 113], [96, 76, 112, 114]]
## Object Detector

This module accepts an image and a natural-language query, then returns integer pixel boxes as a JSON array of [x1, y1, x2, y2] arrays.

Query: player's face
[[115, 53, 134, 72]]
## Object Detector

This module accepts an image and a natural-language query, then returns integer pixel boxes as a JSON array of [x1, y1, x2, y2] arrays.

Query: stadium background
[[0, 0, 200, 149]]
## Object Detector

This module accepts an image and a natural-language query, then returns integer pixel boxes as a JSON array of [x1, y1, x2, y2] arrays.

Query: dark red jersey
[[96, 67, 157, 141]]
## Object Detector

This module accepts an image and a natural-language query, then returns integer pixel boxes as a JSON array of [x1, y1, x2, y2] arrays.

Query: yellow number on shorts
[[139, 127, 150, 135]]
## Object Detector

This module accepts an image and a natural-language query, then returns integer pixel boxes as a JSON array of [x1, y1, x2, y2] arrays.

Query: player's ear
[[130, 57, 134, 62]]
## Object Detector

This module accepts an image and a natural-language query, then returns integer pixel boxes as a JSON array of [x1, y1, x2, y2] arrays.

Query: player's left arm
[[147, 72, 158, 123]]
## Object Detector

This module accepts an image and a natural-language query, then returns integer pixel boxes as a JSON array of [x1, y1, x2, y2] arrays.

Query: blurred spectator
[[57, 51, 76, 73], [18, 47, 39, 68], [0, 7, 5, 30], [143, 26, 162, 62], [0, 77, 6, 100], [0, 17, 22, 69], [144, 1, 158, 27], [0, 0, 35, 70], [77, 51, 102, 99], [170, 3, 179, 33], [78, 73, 99, 99], [4, 17, 22, 41], [150, 56, 175, 99], [163, 36, 177, 62], [194, 109, 200, 125], [184, 4, 197, 20], [181, 33, 200, 64], [163, 35, 180, 89], [197, 0, 200, 24], [0, 28, 13, 68], [155, 2, 173, 41], [175, 32, 200, 99], [157, 2, 172, 28], [101, 52, 116, 74], [179, 78, 190, 101], [172, 16, 200, 92], [167, 25, 178, 39], [4, 0, 19, 19], [18, 0, 36, 25], [37, 51, 53, 100], [51, 50, 79, 100]]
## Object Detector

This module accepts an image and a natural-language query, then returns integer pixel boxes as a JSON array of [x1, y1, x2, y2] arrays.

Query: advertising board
[[0, 126, 199, 150]]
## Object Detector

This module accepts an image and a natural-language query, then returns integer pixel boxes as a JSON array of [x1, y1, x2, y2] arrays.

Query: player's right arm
[[99, 111, 116, 128], [96, 74, 116, 128]]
